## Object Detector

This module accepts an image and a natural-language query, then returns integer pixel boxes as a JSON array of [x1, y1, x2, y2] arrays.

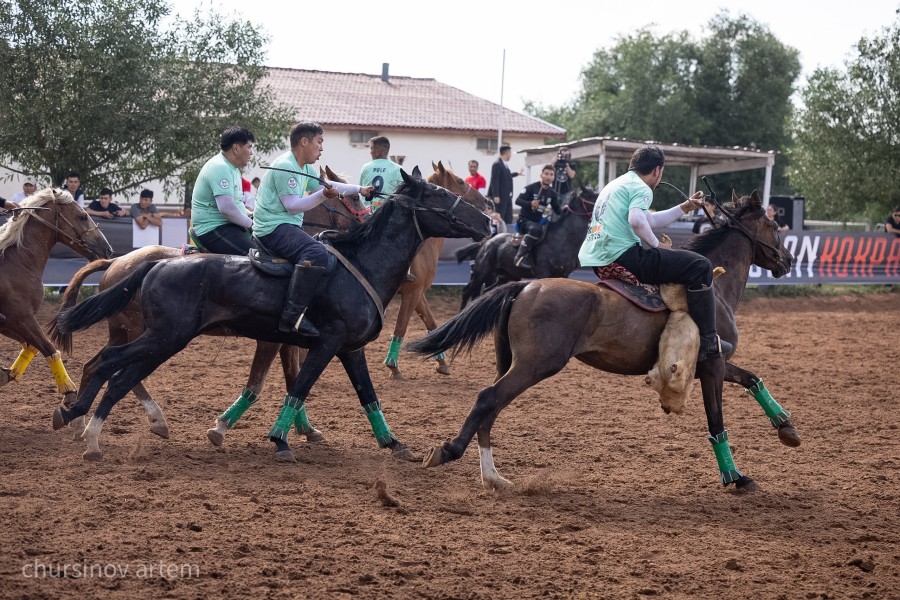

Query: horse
[[52, 168, 490, 462], [0, 188, 112, 406], [380, 161, 488, 380], [47, 166, 369, 449], [454, 185, 600, 310], [408, 190, 799, 491]]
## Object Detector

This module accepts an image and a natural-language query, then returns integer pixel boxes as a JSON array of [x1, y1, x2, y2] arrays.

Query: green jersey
[[359, 158, 402, 212], [253, 151, 319, 237], [191, 153, 247, 236], [578, 170, 654, 267]]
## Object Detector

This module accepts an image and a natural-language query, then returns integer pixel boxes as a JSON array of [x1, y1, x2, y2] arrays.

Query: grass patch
[[42, 285, 98, 304]]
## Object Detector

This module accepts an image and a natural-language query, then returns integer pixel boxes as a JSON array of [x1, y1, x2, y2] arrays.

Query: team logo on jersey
[[288, 177, 298, 189], [218, 178, 229, 190]]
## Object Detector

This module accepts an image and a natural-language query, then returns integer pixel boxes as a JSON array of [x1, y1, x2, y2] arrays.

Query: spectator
[[766, 204, 790, 232], [251, 177, 261, 192], [63, 171, 85, 207], [131, 189, 163, 230], [465, 160, 487, 195], [886, 206, 900, 237], [487, 145, 523, 225], [241, 178, 256, 212], [86, 187, 125, 219], [359, 135, 402, 211], [513, 164, 560, 269], [552, 146, 578, 201], [692, 197, 722, 234], [10, 177, 37, 203]]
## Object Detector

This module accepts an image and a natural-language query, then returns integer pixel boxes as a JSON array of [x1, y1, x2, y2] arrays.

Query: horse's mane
[[682, 197, 761, 255], [327, 179, 421, 252], [0, 188, 74, 255]]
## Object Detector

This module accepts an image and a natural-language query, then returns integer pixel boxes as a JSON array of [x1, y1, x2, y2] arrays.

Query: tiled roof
[[264, 67, 565, 137]]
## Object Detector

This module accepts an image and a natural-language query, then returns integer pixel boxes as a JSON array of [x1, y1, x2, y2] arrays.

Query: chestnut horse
[[0, 188, 112, 405], [409, 191, 799, 491], [381, 161, 488, 380], [48, 167, 368, 446]]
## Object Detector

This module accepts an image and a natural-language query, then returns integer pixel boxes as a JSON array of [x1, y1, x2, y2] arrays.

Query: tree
[[789, 10, 900, 224], [0, 0, 293, 197], [525, 12, 800, 206]]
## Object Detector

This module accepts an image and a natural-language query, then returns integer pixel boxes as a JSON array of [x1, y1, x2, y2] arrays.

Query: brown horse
[[381, 161, 489, 380], [48, 167, 368, 450], [409, 191, 799, 491], [0, 188, 112, 405]]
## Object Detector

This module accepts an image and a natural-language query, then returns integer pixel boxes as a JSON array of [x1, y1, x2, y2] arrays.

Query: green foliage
[[0, 0, 293, 197], [789, 9, 900, 225]]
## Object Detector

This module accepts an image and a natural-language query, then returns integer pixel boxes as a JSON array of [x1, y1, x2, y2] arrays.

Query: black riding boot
[[514, 234, 538, 269], [279, 263, 327, 335], [686, 285, 734, 361]]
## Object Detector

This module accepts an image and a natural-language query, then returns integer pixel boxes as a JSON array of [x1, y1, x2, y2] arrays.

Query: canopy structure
[[520, 137, 776, 201]]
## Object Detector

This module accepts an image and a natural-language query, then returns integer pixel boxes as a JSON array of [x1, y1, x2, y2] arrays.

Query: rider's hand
[[657, 234, 672, 250], [323, 187, 340, 199], [688, 191, 705, 209], [360, 185, 375, 199]]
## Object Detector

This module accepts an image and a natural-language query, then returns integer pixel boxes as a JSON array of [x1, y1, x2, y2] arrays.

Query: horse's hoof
[[388, 441, 418, 462], [435, 363, 451, 376], [483, 476, 513, 491], [422, 446, 445, 468], [149, 423, 170, 439], [51, 408, 68, 431], [778, 423, 801, 447], [733, 475, 759, 493], [387, 367, 405, 381], [274, 450, 297, 463], [206, 428, 224, 447], [303, 429, 326, 443], [0, 369, 11, 387], [83, 449, 103, 461], [70, 416, 85, 440]]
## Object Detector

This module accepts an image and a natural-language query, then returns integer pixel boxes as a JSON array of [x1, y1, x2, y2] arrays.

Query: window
[[349, 130, 379, 146], [476, 138, 500, 153]]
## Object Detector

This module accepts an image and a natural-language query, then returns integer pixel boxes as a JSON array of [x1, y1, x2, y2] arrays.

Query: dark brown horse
[[409, 191, 799, 491], [0, 188, 112, 405], [48, 167, 368, 450], [381, 162, 489, 380]]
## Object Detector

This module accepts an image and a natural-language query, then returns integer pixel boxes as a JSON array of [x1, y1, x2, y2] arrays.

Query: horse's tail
[[46, 258, 115, 354], [407, 281, 529, 359], [454, 241, 482, 263], [56, 262, 156, 335]]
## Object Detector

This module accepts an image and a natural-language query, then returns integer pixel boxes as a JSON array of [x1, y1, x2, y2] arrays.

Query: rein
[[23, 201, 103, 256]]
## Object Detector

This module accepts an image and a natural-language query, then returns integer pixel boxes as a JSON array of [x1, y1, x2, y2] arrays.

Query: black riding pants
[[516, 219, 542, 237], [259, 223, 328, 268], [614, 243, 712, 290], [197, 223, 253, 256]]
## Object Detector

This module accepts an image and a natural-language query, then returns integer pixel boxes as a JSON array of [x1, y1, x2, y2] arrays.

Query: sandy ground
[[1, 291, 898, 599]]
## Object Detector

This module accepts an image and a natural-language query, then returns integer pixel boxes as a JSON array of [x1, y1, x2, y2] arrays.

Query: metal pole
[[497, 49, 505, 150]]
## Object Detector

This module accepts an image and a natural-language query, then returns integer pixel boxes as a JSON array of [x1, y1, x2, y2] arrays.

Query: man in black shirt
[[513, 164, 560, 269]]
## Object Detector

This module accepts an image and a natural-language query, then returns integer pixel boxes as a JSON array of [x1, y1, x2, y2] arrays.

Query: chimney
[[381, 63, 389, 83]]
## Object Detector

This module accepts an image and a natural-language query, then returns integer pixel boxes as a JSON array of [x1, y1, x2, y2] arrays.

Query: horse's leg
[[413, 296, 450, 375], [267, 346, 335, 463], [106, 324, 169, 440], [2, 342, 38, 386], [338, 348, 417, 461], [724, 362, 800, 447], [280, 345, 325, 443], [697, 358, 757, 491], [384, 283, 420, 381]]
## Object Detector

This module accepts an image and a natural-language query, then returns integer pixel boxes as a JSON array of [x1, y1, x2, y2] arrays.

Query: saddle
[[248, 235, 336, 278], [593, 264, 667, 312]]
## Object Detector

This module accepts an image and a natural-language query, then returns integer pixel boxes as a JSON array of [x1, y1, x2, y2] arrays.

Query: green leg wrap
[[268, 395, 303, 442], [747, 379, 791, 428], [363, 400, 397, 447], [707, 430, 744, 485], [427, 330, 446, 361], [218, 387, 258, 428], [383, 336, 402, 367], [293, 401, 315, 435]]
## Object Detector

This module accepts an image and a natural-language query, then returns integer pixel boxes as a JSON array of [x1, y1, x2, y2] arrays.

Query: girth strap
[[323, 245, 384, 328]]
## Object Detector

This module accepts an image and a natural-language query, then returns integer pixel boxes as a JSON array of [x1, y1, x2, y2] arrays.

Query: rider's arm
[[628, 208, 662, 248], [324, 180, 362, 197], [214, 195, 253, 229], [279, 188, 331, 215], [645, 204, 688, 229]]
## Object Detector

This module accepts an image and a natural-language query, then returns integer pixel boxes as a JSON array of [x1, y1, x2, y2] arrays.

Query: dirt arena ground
[[1, 291, 898, 599]]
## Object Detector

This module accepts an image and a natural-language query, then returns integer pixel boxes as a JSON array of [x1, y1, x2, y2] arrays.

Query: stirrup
[[405, 271, 416, 282]]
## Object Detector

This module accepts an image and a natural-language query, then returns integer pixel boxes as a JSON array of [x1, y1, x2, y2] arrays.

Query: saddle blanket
[[595, 278, 668, 312]]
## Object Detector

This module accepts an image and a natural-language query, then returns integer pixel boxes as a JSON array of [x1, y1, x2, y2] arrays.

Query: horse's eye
[[79, 213, 88, 221]]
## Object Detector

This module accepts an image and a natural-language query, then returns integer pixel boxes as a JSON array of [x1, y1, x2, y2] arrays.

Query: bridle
[[19, 194, 106, 257], [395, 181, 482, 243], [303, 192, 371, 231], [562, 190, 596, 218]]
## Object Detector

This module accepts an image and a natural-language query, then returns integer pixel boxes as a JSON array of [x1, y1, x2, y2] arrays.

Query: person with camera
[[513, 164, 560, 269], [553, 146, 578, 201]]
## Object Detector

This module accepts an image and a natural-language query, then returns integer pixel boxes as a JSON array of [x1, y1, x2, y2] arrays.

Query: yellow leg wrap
[[46, 351, 77, 394], [8, 344, 38, 381]]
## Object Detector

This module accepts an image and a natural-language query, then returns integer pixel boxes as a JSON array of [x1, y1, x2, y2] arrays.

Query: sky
[[168, 0, 899, 113]]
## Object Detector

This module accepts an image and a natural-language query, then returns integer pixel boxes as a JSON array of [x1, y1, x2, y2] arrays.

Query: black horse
[[53, 168, 490, 461], [455, 185, 599, 309]]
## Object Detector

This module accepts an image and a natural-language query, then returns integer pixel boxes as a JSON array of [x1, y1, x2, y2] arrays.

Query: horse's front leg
[[279, 344, 323, 442], [338, 348, 417, 461], [698, 358, 757, 491], [724, 362, 799, 447]]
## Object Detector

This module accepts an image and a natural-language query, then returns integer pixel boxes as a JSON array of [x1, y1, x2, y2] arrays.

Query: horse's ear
[[410, 166, 423, 180], [400, 168, 420, 188], [320, 166, 326, 179], [731, 189, 739, 203], [437, 161, 446, 173], [749, 190, 762, 208]]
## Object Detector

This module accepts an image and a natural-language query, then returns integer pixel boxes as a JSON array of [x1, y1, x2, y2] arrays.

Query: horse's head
[[12, 188, 113, 260], [427, 161, 488, 213], [321, 165, 371, 223], [728, 190, 793, 277], [565, 184, 599, 216], [397, 167, 491, 241]]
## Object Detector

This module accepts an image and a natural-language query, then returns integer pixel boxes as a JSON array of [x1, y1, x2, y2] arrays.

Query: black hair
[[628, 146, 665, 175], [139, 189, 154, 199], [220, 126, 255, 151], [66, 171, 80, 180], [99, 187, 113, 196], [499, 145, 511, 155], [289, 122, 324, 148]]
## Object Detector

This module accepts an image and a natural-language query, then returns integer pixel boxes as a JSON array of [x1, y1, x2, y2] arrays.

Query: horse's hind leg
[[724, 362, 799, 447], [414, 296, 450, 376], [207, 341, 277, 446]]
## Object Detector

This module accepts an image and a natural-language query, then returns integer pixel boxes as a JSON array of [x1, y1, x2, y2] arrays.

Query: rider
[[191, 125, 255, 254], [359, 135, 402, 212], [513, 164, 560, 269], [577, 145, 733, 362], [254, 121, 373, 335]]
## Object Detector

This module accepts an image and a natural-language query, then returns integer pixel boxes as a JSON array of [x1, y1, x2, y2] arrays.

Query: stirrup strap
[[323, 245, 384, 328]]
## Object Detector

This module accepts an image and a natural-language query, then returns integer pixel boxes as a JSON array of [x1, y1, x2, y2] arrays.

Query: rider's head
[[540, 164, 555, 186], [368, 136, 390, 160], [290, 122, 325, 166], [220, 125, 255, 169], [628, 146, 665, 189]]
